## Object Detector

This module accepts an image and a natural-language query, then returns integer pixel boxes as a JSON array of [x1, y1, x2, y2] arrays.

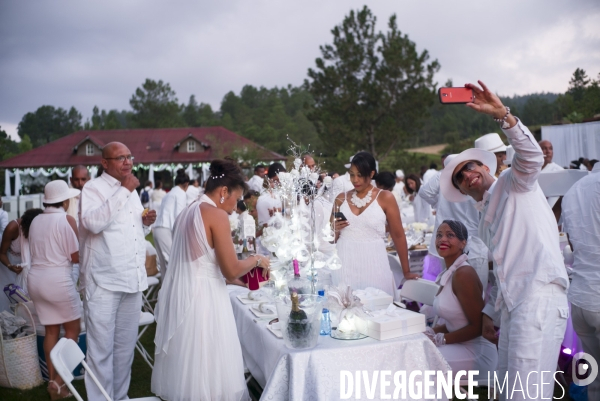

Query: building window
[[86, 143, 94, 156], [187, 141, 196, 152]]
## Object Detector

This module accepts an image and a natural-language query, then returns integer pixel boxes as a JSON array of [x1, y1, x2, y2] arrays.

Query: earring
[[220, 197, 224, 204]]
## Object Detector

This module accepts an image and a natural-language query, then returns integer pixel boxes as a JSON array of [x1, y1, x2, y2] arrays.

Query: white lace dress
[[152, 196, 249, 401], [331, 191, 396, 295]]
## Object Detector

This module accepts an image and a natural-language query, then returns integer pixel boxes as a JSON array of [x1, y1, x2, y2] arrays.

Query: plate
[[329, 327, 368, 340]]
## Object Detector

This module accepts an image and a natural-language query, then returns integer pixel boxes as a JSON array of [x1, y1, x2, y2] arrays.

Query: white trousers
[[152, 227, 172, 275], [84, 286, 142, 401], [497, 283, 568, 401], [571, 304, 600, 400]]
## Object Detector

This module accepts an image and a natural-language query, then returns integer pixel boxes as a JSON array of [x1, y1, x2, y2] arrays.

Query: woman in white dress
[[0, 208, 43, 311], [152, 159, 270, 401], [426, 220, 497, 381], [153, 169, 189, 274], [331, 152, 416, 295]]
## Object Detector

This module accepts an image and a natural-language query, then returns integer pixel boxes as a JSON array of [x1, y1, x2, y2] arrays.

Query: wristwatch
[[494, 106, 511, 129]]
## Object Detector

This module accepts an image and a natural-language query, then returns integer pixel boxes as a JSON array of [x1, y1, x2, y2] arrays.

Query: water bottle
[[318, 290, 331, 335]]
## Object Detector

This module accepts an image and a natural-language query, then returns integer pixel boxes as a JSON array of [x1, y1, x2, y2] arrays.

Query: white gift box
[[353, 288, 393, 311], [354, 307, 426, 340]]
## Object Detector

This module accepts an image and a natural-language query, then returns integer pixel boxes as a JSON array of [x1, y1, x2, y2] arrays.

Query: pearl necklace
[[350, 186, 373, 208]]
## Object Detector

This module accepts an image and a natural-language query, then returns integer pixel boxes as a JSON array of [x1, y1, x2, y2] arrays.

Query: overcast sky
[[1, 0, 599, 141]]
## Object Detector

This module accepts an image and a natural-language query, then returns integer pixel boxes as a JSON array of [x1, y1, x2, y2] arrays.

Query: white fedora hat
[[443, 154, 457, 168], [504, 145, 514, 166], [440, 148, 497, 203], [43, 180, 80, 204], [474, 133, 507, 153]]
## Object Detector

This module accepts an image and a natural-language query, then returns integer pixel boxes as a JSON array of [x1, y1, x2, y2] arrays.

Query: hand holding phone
[[438, 87, 475, 104], [334, 212, 347, 221]]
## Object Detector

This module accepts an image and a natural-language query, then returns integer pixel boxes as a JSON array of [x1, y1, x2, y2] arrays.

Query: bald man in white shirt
[[80, 142, 157, 401]]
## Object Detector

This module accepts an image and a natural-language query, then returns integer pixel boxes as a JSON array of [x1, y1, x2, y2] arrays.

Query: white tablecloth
[[228, 286, 451, 400]]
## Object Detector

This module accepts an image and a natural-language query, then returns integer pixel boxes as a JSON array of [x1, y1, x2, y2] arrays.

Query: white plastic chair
[[398, 278, 439, 306], [136, 311, 155, 369], [387, 254, 404, 300], [50, 337, 160, 401]]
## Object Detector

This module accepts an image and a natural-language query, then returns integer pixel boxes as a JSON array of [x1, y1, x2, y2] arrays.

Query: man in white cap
[[419, 154, 487, 287], [474, 132, 508, 177], [440, 81, 569, 401], [392, 169, 405, 200], [332, 155, 356, 198], [561, 161, 600, 400]]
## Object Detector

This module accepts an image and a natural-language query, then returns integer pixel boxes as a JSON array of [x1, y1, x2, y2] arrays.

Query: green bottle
[[287, 292, 310, 343]]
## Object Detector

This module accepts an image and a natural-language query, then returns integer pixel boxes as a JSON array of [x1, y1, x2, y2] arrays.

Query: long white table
[[228, 286, 451, 400]]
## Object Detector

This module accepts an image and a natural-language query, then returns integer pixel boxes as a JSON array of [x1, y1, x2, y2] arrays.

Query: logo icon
[[572, 352, 598, 386]]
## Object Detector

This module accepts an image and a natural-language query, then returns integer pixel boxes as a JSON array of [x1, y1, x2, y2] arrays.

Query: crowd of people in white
[[0, 80, 598, 400]]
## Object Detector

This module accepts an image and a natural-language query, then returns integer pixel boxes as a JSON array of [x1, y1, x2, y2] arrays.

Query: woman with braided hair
[[425, 220, 497, 381]]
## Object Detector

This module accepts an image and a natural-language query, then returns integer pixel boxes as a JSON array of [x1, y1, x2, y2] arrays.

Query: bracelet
[[493, 106, 511, 127], [255, 255, 261, 268]]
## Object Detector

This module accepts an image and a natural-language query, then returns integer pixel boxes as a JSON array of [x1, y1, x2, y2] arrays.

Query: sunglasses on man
[[452, 161, 480, 188]]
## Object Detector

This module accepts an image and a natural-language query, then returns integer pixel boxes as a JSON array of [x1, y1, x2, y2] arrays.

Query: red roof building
[[0, 126, 285, 169]]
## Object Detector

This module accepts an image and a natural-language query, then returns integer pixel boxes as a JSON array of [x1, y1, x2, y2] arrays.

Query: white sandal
[[48, 380, 73, 400]]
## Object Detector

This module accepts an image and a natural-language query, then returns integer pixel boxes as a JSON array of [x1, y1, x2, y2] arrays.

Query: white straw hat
[[43, 180, 80, 204], [443, 154, 457, 168], [440, 148, 497, 203], [504, 145, 514, 166], [474, 133, 507, 153]]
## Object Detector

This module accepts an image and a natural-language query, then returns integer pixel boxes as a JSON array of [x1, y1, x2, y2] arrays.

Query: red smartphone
[[438, 87, 475, 104]]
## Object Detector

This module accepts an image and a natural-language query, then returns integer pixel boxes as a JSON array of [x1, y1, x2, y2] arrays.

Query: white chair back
[[387, 254, 404, 298], [399, 279, 440, 306], [51, 337, 160, 401]]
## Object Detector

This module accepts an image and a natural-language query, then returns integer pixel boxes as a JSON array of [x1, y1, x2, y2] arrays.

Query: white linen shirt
[[256, 191, 282, 226], [79, 172, 148, 294], [478, 119, 569, 318], [562, 163, 600, 311], [332, 173, 354, 198], [154, 186, 187, 230]]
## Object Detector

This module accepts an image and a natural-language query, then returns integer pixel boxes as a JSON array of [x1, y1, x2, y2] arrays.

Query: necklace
[[350, 186, 373, 208]]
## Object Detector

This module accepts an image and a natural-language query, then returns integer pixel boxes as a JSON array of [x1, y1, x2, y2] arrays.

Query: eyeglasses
[[452, 161, 478, 186], [104, 155, 135, 163]]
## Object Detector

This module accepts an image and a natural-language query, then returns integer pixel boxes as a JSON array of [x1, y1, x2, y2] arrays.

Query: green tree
[[84, 106, 125, 130], [305, 6, 440, 160], [129, 79, 184, 128], [182, 95, 219, 127], [17, 105, 82, 148], [0, 126, 21, 161]]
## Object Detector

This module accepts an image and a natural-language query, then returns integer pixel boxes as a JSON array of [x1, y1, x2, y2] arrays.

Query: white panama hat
[[440, 148, 497, 203], [443, 154, 458, 168], [474, 133, 507, 153], [504, 145, 514, 166], [43, 180, 80, 204], [395, 169, 405, 178]]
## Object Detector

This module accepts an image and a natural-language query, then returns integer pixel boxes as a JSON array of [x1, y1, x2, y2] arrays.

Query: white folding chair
[[398, 278, 439, 306], [136, 311, 155, 369], [146, 272, 161, 303], [50, 337, 160, 401], [387, 254, 404, 301], [142, 276, 160, 313]]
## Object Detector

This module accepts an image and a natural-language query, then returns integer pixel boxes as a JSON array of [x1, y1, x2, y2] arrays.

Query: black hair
[[145, 180, 152, 187], [189, 178, 199, 186], [405, 174, 421, 194], [429, 162, 438, 170], [350, 151, 377, 180], [174, 169, 190, 186], [267, 163, 286, 179], [440, 220, 469, 242], [21, 208, 44, 239], [205, 159, 248, 195], [375, 171, 396, 191], [254, 164, 265, 173], [244, 190, 260, 200], [155, 180, 163, 189], [237, 200, 247, 212]]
